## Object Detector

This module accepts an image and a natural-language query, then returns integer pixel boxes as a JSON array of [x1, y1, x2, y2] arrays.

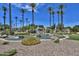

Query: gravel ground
[[0, 39, 79, 56]]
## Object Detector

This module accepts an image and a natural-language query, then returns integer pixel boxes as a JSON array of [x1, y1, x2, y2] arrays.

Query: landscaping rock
[[0, 39, 9, 45]]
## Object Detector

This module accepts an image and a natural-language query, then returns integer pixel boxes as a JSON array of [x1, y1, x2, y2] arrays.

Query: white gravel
[[0, 39, 79, 56]]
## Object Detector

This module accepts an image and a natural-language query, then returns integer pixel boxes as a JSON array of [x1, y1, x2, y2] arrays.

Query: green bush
[[5, 29, 10, 35], [21, 37, 41, 46], [0, 49, 17, 56]]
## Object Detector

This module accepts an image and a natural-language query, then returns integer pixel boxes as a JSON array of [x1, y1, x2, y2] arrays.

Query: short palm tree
[[30, 3, 36, 25], [2, 6, 7, 32]]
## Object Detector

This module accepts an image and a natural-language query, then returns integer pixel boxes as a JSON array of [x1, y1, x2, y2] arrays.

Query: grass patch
[[21, 37, 41, 46], [14, 32, 29, 35], [69, 34, 79, 40], [0, 49, 17, 56]]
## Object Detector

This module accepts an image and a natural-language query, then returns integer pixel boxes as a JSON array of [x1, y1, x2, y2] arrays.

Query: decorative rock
[[0, 34, 7, 38], [0, 39, 8, 45]]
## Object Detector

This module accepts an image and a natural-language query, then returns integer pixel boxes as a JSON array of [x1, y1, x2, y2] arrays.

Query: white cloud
[[12, 3, 39, 12], [12, 3, 46, 13]]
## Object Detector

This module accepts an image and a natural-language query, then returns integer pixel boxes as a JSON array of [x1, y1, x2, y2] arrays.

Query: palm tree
[[20, 19, 22, 31], [2, 6, 7, 32], [25, 18, 28, 26], [57, 11, 61, 31], [48, 7, 52, 27], [9, 3, 12, 34], [59, 4, 64, 30], [57, 11, 60, 26], [30, 3, 36, 25], [52, 10, 55, 28], [15, 16, 18, 31], [20, 8, 26, 31]]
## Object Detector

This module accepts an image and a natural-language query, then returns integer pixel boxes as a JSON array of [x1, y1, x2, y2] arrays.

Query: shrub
[[0, 49, 17, 56], [6, 29, 14, 35], [5, 29, 10, 35], [21, 37, 41, 46], [54, 39, 60, 43], [3, 41, 9, 45]]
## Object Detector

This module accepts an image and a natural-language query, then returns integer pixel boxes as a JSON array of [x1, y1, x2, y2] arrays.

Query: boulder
[[0, 39, 8, 45]]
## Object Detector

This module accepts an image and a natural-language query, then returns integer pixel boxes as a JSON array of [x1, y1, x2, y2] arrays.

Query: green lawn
[[69, 34, 79, 40]]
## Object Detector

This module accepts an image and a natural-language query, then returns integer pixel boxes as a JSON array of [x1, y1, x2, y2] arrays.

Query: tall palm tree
[[2, 6, 7, 32], [59, 4, 64, 30], [57, 11, 60, 26], [52, 10, 55, 27], [20, 8, 26, 31], [57, 11, 60, 31], [9, 3, 12, 34], [15, 16, 18, 31], [30, 3, 36, 25], [48, 7, 52, 27]]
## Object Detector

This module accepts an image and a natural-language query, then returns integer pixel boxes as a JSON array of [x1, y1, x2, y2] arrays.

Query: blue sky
[[0, 3, 79, 27]]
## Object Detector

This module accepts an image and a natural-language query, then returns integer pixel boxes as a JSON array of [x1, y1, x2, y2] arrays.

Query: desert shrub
[[54, 39, 60, 43], [21, 37, 41, 46], [10, 32, 14, 35], [0, 49, 17, 56], [5, 29, 14, 35], [2, 41, 9, 45], [5, 29, 10, 35]]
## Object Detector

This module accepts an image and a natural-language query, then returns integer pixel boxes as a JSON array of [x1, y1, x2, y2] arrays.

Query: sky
[[0, 3, 79, 27]]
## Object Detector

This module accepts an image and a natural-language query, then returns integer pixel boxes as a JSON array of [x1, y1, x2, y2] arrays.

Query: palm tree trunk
[[53, 14, 54, 26], [61, 10, 64, 30], [61, 13, 63, 28], [57, 13, 60, 31], [9, 3, 12, 35], [16, 19, 17, 31], [22, 13, 24, 31], [49, 13, 52, 27], [58, 13, 60, 25], [32, 8, 34, 25], [3, 14, 6, 32]]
